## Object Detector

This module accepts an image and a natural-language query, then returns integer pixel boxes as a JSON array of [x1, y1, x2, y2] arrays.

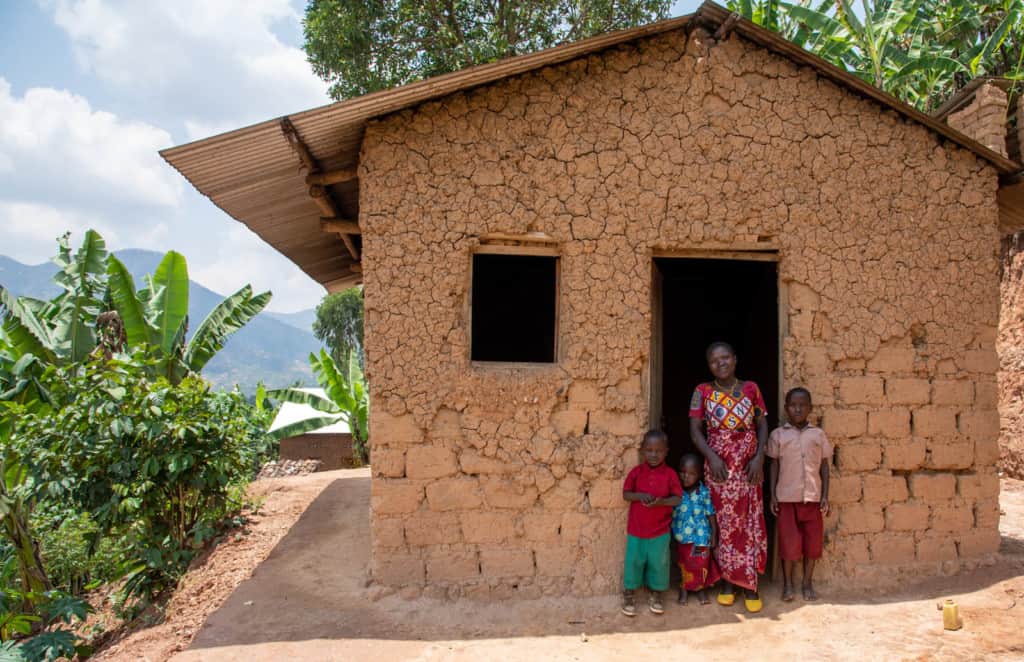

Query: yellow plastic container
[[941, 599, 961, 631]]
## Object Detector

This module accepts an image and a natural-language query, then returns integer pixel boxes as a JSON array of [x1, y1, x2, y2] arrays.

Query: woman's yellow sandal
[[744, 595, 763, 613], [717, 591, 736, 606]]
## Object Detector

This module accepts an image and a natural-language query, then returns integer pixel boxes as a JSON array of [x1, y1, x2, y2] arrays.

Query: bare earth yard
[[95, 469, 1024, 661]]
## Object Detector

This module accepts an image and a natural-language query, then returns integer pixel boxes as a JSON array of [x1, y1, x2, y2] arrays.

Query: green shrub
[[32, 508, 120, 594], [209, 387, 277, 479], [16, 359, 259, 602]]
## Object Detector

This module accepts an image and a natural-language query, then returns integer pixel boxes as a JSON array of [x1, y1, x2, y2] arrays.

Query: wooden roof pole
[[320, 218, 361, 234], [280, 118, 361, 262], [307, 168, 358, 186], [713, 11, 740, 40], [309, 186, 360, 260]]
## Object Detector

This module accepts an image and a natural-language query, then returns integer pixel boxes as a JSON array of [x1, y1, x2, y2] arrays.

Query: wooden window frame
[[468, 243, 562, 369]]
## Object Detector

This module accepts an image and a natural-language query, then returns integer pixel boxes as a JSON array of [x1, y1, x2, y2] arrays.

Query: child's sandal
[[621, 594, 637, 617], [648, 594, 665, 615]]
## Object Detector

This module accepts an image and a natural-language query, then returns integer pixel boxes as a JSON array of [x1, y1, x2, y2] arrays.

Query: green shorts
[[623, 533, 671, 591]]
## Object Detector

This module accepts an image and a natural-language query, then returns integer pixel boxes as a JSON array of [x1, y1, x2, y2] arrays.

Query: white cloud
[[0, 78, 181, 208], [189, 224, 324, 312], [2, 2, 328, 313], [1, 201, 122, 263], [183, 120, 240, 143], [45, 0, 331, 135]]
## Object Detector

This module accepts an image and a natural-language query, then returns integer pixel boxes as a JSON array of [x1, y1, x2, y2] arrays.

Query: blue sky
[[1, 1, 701, 312]]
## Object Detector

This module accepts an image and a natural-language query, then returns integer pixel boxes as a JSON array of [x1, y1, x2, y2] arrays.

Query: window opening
[[471, 253, 557, 363]]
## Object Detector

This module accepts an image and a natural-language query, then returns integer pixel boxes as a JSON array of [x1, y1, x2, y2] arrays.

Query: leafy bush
[[17, 359, 259, 601], [0, 549, 92, 660], [32, 508, 119, 595], [210, 386, 277, 479]]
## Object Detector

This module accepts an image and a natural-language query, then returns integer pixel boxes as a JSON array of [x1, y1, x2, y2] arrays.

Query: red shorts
[[777, 502, 823, 561]]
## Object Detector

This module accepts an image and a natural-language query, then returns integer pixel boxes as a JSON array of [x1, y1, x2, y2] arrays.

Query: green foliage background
[[313, 287, 364, 369], [728, 0, 1023, 112], [303, 0, 673, 99], [0, 231, 279, 658]]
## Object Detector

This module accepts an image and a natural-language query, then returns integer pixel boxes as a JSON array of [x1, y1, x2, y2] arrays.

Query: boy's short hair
[[785, 386, 812, 404], [705, 340, 736, 360], [642, 429, 667, 446], [679, 453, 702, 470]]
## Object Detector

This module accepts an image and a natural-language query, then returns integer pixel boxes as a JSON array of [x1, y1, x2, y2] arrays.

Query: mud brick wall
[[278, 433, 355, 470], [357, 27, 1002, 599], [948, 83, 1009, 158]]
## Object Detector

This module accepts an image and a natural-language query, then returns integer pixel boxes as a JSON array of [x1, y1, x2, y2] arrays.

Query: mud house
[[268, 388, 355, 470], [163, 2, 1024, 599]]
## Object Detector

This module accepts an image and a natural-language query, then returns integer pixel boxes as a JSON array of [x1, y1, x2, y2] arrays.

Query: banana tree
[[106, 252, 272, 384], [0, 230, 108, 599], [0, 230, 108, 368], [267, 349, 369, 464], [742, 0, 1024, 111]]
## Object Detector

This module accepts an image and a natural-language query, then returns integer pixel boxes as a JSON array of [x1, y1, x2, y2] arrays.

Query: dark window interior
[[471, 253, 557, 362]]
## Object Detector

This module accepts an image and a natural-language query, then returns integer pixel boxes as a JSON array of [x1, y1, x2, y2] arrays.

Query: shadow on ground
[[180, 472, 1024, 654]]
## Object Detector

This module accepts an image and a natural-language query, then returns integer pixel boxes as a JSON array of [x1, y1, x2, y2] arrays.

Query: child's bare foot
[[781, 583, 795, 602], [677, 588, 688, 605], [698, 589, 710, 605], [802, 584, 818, 601]]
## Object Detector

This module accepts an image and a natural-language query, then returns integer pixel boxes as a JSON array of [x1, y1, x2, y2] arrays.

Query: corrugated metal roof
[[161, 1, 1024, 286]]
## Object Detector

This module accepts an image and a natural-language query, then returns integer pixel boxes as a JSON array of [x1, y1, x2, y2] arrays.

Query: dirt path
[[94, 470, 354, 661], [101, 471, 1024, 661]]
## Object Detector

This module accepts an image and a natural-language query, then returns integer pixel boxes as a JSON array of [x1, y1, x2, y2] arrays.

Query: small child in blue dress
[[671, 454, 720, 605]]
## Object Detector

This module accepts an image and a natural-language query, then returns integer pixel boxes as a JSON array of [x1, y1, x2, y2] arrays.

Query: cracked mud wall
[[357, 27, 1002, 599], [1000, 233, 1024, 479]]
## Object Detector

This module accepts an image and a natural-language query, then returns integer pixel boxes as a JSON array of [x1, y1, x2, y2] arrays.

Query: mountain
[[268, 308, 317, 334], [0, 250, 319, 392]]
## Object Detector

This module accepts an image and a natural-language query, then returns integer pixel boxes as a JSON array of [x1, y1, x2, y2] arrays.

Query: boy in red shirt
[[621, 430, 682, 616]]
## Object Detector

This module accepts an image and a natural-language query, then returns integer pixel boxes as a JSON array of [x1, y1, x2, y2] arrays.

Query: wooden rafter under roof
[[160, 1, 1024, 290]]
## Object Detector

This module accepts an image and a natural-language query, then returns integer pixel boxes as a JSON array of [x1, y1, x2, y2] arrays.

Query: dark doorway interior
[[653, 256, 780, 577]]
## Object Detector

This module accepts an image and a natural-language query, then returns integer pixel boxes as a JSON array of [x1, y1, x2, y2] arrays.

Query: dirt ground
[[88, 468, 1024, 661]]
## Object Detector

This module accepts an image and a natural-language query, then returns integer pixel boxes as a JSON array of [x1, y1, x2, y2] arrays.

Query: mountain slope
[[268, 308, 317, 334], [0, 250, 318, 392]]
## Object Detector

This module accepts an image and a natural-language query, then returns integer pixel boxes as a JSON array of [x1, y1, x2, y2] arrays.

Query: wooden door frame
[[647, 249, 782, 430]]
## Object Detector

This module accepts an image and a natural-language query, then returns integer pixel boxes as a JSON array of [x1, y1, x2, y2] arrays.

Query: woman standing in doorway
[[689, 341, 768, 613]]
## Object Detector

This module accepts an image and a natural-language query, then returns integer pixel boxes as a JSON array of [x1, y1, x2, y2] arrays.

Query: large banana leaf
[[107, 257, 153, 349], [183, 285, 272, 373], [970, 0, 1023, 74], [891, 54, 966, 81], [311, 350, 356, 411], [147, 251, 190, 358], [266, 387, 342, 414], [0, 288, 54, 364], [266, 415, 346, 441], [50, 229, 107, 363]]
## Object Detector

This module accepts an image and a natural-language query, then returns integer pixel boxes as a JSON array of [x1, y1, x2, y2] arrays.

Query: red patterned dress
[[689, 381, 767, 591]]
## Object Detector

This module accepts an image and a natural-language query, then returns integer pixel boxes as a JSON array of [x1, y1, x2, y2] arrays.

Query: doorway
[[650, 255, 780, 576]]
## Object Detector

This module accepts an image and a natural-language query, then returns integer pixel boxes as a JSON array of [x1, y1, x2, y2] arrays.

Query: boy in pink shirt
[[767, 387, 832, 602]]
